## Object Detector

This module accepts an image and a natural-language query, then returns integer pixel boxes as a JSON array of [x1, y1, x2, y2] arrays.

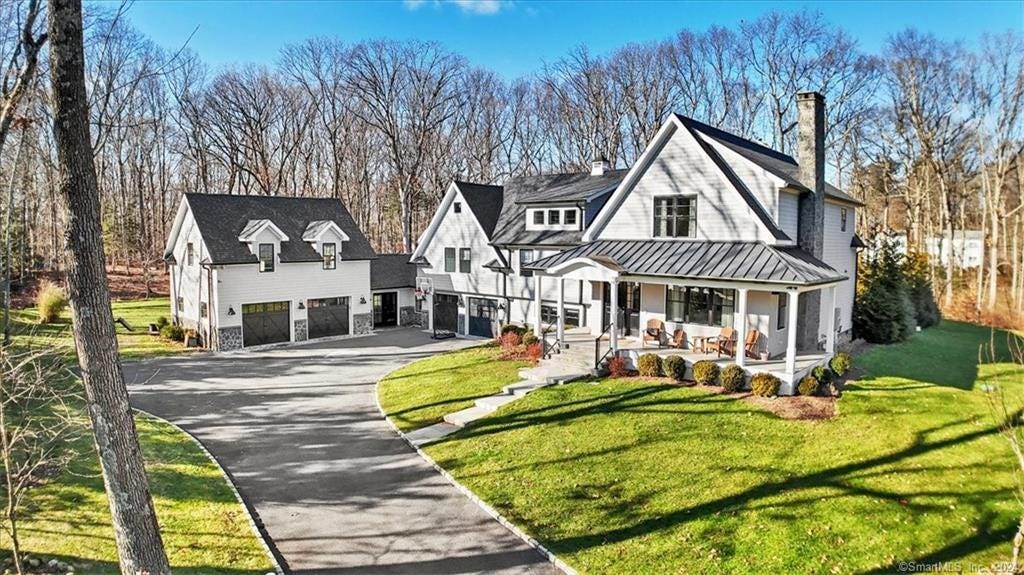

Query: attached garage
[[308, 296, 350, 340], [467, 297, 497, 338], [242, 301, 291, 347], [433, 293, 459, 335]]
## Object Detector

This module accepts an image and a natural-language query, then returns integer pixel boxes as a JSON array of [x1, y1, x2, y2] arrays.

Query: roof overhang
[[238, 219, 289, 243]]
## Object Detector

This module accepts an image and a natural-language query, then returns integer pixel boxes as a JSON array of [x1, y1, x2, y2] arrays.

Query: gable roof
[[239, 219, 288, 242], [453, 181, 504, 239], [371, 253, 418, 290], [176, 193, 376, 264], [527, 239, 845, 286], [302, 220, 350, 242], [489, 169, 628, 246]]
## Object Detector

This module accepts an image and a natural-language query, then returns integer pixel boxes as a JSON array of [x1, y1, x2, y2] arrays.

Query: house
[[164, 193, 378, 350], [370, 254, 421, 328], [411, 91, 863, 393]]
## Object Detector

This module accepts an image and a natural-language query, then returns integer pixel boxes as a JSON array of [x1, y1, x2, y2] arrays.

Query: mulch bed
[[9, 267, 168, 308]]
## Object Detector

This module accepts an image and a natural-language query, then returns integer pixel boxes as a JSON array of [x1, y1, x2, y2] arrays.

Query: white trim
[[411, 182, 505, 266], [238, 219, 289, 243], [302, 220, 350, 243]]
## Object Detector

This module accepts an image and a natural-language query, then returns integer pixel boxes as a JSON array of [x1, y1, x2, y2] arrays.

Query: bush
[[811, 365, 833, 385], [663, 355, 686, 381], [720, 364, 745, 392], [854, 234, 917, 344], [607, 355, 630, 378], [156, 316, 169, 329], [160, 324, 185, 342], [692, 360, 720, 386], [830, 352, 852, 376], [637, 353, 662, 377], [798, 375, 819, 396], [500, 324, 527, 338], [498, 331, 522, 355], [36, 281, 68, 324], [750, 372, 781, 397], [522, 331, 539, 347], [525, 341, 543, 362]]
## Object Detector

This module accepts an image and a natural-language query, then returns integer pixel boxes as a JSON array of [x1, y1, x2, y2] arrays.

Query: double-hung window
[[653, 196, 697, 238], [519, 249, 534, 277], [459, 248, 472, 273], [664, 286, 735, 326], [186, 243, 194, 265], [548, 210, 561, 225], [444, 247, 456, 272], [840, 208, 848, 232], [322, 243, 337, 270], [564, 209, 578, 227], [533, 211, 545, 225], [258, 243, 275, 272]]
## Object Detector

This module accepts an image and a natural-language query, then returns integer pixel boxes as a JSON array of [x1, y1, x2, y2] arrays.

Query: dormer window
[[533, 211, 544, 225], [565, 210, 577, 226], [322, 243, 336, 270], [548, 210, 560, 225], [526, 207, 581, 231], [259, 243, 275, 272]]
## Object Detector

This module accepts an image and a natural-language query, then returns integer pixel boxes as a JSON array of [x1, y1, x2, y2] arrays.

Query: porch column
[[557, 278, 566, 346], [825, 285, 837, 355], [785, 290, 800, 375], [609, 278, 619, 352], [735, 288, 748, 368], [534, 275, 544, 337]]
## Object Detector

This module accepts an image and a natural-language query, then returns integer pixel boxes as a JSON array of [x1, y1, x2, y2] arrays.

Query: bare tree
[[0, 0, 47, 159]]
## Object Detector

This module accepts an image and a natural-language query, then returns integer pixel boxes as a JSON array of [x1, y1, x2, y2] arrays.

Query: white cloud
[[403, 0, 508, 15], [403, 0, 428, 10]]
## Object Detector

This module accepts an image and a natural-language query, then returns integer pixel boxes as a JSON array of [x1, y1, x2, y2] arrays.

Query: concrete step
[[443, 405, 493, 427], [404, 422, 460, 447], [475, 393, 521, 410], [503, 380, 552, 396]]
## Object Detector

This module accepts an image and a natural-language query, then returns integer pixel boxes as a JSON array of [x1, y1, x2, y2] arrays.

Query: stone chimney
[[591, 155, 611, 176], [795, 91, 826, 351]]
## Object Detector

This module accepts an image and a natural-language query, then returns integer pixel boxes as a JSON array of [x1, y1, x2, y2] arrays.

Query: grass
[[394, 321, 1023, 574], [10, 416, 275, 574], [378, 345, 531, 432], [6, 297, 186, 360]]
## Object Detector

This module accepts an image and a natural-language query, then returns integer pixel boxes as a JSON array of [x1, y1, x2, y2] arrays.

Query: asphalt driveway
[[126, 328, 556, 575]]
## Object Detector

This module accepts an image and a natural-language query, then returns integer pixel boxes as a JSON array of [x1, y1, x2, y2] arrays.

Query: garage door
[[242, 301, 290, 347], [433, 293, 458, 335], [308, 296, 350, 340], [468, 297, 497, 338]]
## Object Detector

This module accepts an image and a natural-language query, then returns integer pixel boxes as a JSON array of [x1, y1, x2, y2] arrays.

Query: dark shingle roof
[[490, 169, 628, 246], [371, 253, 418, 289], [454, 182, 504, 239], [527, 240, 845, 286], [183, 193, 376, 264]]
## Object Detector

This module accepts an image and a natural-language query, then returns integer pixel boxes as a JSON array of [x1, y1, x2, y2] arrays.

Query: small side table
[[691, 335, 711, 353]]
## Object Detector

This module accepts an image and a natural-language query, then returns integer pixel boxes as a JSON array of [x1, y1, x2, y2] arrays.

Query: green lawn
[[6, 297, 186, 360], [401, 321, 1022, 574], [12, 416, 275, 574], [378, 345, 530, 432]]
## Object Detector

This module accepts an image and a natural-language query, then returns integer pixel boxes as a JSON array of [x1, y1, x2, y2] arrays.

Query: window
[[840, 208, 848, 232], [533, 211, 545, 225], [548, 209, 560, 225], [541, 305, 580, 327], [200, 302, 208, 318], [564, 209, 577, 226], [665, 286, 735, 326], [322, 243, 336, 270], [176, 296, 184, 311], [776, 293, 788, 330], [454, 202, 462, 213], [186, 243, 194, 265], [444, 248, 456, 272], [653, 196, 697, 238], [519, 249, 534, 277], [459, 248, 472, 273], [258, 243, 275, 272]]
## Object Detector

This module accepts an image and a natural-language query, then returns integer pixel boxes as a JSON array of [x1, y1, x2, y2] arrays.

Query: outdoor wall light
[[359, 296, 367, 304], [227, 306, 236, 316], [297, 300, 306, 310]]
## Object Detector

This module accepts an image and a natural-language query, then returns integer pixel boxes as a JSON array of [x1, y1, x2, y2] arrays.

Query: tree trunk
[[46, 1, 171, 573]]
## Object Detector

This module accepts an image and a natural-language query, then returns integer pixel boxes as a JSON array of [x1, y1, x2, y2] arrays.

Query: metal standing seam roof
[[525, 240, 846, 286]]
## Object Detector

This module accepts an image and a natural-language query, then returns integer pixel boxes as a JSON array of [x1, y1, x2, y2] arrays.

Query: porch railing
[[541, 325, 560, 359], [594, 323, 614, 369]]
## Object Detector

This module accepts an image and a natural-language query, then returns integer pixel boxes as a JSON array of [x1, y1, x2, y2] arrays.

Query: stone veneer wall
[[399, 306, 417, 326], [353, 312, 373, 335], [294, 319, 308, 342], [217, 326, 242, 351]]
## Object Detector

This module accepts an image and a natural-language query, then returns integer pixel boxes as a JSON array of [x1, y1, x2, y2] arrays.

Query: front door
[[373, 292, 398, 327], [602, 282, 641, 336], [433, 293, 459, 334], [467, 297, 497, 338]]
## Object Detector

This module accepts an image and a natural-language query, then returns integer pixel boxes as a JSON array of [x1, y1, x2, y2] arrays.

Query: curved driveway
[[126, 328, 556, 575]]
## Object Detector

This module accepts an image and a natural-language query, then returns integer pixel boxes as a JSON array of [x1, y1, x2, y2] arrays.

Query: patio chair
[[643, 319, 665, 348], [744, 329, 762, 359], [708, 326, 736, 357], [670, 328, 687, 349]]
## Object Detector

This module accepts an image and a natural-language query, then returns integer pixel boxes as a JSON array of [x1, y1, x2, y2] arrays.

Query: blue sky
[[118, 1, 1022, 77]]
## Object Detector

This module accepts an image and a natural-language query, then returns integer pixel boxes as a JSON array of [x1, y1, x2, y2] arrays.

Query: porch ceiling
[[526, 239, 845, 286]]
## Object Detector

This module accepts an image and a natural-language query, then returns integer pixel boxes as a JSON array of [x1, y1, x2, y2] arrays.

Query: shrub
[[854, 234, 917, 344], [720, 364, 745, 392], [522, 331, 539, 347], [525, 341, 543, 362], [663, 355, 686, 381], [637, 353, 662, 377], [498, 331, 522, 355], [798, 375, 819, 396], [607, 355, 630, 378], [692, 360, 720, 386], [811, 365, 833, 385], [830, 352, 852, 376], [156, 316, 169, 329], [750, 372, 781, 397], [159, 324, 185, 342], [36, 281, 68, 324], [500, 324, 527, 338]]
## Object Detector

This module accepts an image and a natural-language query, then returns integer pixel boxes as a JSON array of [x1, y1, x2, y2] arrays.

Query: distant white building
[[883, 231, 983, 269]]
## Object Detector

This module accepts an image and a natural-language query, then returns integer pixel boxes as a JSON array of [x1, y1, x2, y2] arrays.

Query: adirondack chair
[[670, 328, 687, 349], [643, 319, 665, 348], [708, 326, 737, 357], [744, 329, 762, 359]]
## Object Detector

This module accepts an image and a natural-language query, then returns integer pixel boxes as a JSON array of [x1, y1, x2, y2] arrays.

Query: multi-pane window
[[665, 286, 735, 326], [459, 248, 472, 273], [200, 302, 208, 318], [653, 196, 697, 238], [541, 305, 580, 327], [258, 243, 275, 272], [565, 210, 577, 226], [186, 243, 194, 265], [533, 211, 545, 225], [322, 243, 337, 270], [776, 293, 788, 330], [176, 296, 184, 311], [519, 249, 534, 277], [444, 247, 456, 272], [840, 208, 848, 232], [548, 209, 560, 224]]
